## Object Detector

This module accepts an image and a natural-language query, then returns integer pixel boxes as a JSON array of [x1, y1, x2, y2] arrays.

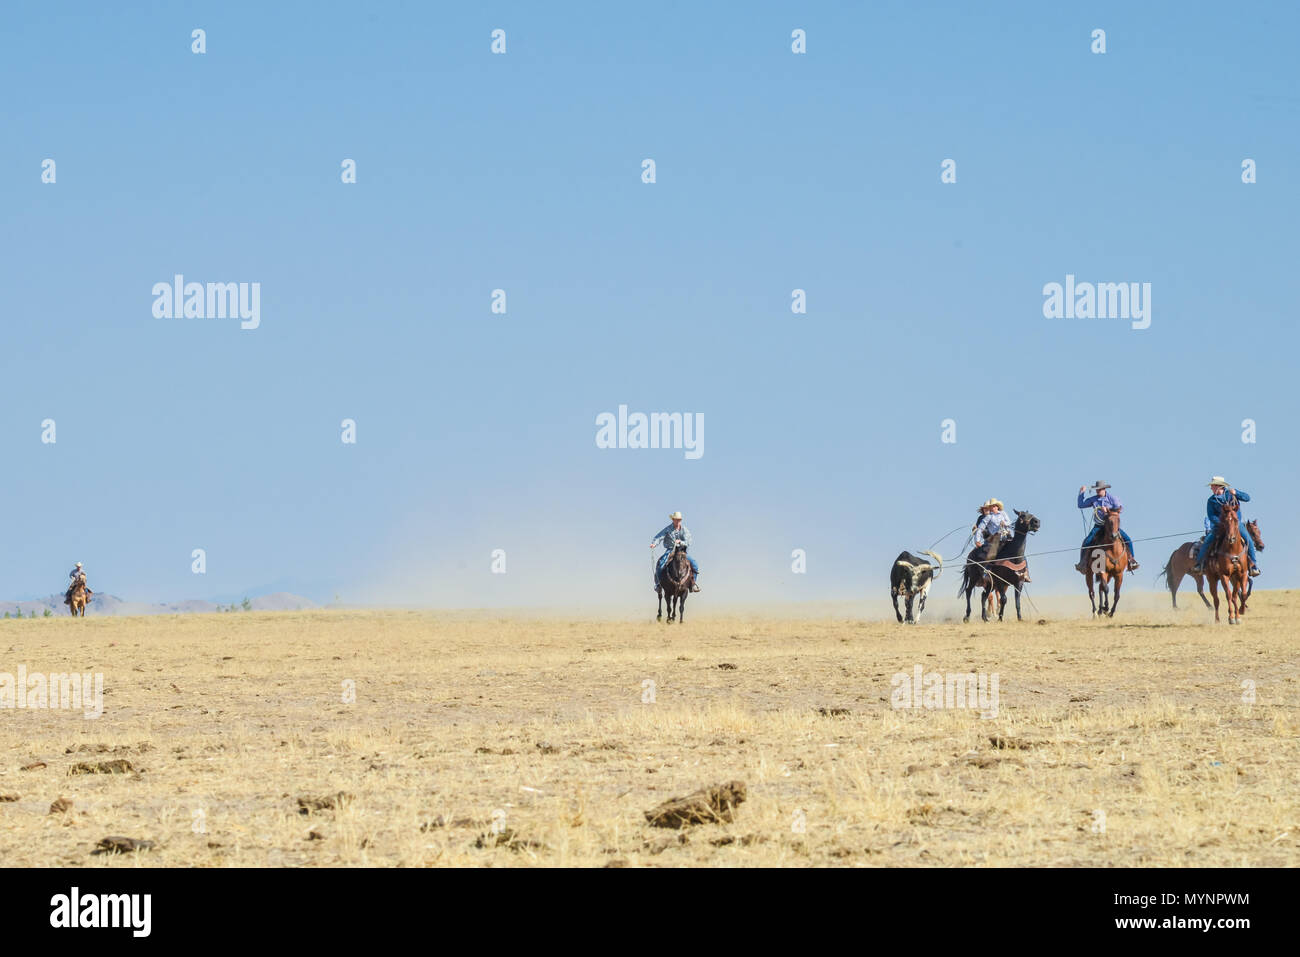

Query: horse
[[1161, 519, 1262, 610], [656, 544, 694, 623], [1080, 507, 1127, 617], [958, 510, 1040, 623], [67, 578, 91, 617], [1205, 501, 1249, 624]]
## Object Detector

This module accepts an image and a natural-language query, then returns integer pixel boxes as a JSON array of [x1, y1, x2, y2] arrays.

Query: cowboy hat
[[990, 498, 1004, 509], [75, 562, 82, 567], [1208, 476, 1229, 487], [1093, 481, 1110, 491], [980, 499, 992, 509], [668, 511, 683, 520]]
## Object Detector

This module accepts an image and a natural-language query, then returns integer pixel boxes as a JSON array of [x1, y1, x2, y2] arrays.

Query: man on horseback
[[65, 562, 92, 605], [1074, 481, 1138, 572], [969, 499, 1012, 564], [1193, 477, 1259, 577], [651, 512, 700, 592]]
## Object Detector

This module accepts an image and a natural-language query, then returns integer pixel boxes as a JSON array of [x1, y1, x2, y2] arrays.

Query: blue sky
[[3, 2, 1296, 607]]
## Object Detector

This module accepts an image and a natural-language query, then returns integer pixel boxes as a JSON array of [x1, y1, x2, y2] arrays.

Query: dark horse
[[1161, 519, 1262, 609], [958, 510, 1040, 622], [656, 544, 694, 623]]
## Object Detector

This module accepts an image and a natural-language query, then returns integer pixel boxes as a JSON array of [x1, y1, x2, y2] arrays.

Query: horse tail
[[1157, 560, 1172, 593], [955, 562, 972, 597]]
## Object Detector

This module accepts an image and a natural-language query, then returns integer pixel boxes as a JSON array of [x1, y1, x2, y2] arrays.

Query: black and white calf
[[890, 550, 943, 624]]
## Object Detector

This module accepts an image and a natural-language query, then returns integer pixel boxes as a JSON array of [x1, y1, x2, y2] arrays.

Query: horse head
[[1246, 519, 1263, 551], [1013, 509, 1041, 534], [1220, 501, 1240, 544]]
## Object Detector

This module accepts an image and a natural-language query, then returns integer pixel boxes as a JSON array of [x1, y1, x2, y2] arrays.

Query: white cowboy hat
[[980, 499, 993, 509], [669, 511, 683, 520], [990, 498, 1004, 509], [1208, 476, 1229, 487], [75, 562, 82, 567]]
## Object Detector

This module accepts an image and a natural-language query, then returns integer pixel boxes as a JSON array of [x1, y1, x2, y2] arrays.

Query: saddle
[[1204, 527, 1243, 564], [65, 575, 91, 604], [988, 558, 1027, 574]]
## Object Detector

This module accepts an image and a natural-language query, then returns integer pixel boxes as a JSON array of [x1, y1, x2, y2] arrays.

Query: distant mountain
[[0, 591, 316, 618]]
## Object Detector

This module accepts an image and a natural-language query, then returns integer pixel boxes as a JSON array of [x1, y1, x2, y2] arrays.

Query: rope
[[925, 524, 970, 553], [959, 529, 1204, 570]]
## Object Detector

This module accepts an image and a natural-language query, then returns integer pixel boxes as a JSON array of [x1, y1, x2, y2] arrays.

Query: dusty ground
[[1, 590, 1297, 867]]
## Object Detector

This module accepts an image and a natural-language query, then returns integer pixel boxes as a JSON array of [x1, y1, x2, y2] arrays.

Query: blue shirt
[[974, 512, 1010, 547], [1207, 489, 1249, 524], [652, 524, 693, 552], [1078, 490, 1122, 526]]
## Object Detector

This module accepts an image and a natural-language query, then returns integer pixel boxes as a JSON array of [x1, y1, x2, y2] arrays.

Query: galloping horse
[[959, 510, 1040, 623], [1161, 519, 1262, 610], [67, 578, 91, 617], [1081, 507, 1127, 617], [1205, 500, 1249, 624], [656, 544, 694, 623]]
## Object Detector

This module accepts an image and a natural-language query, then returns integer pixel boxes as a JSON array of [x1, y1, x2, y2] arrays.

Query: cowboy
[[970, 499, 1012, 564], [1075, 481, 1138, 572], [65, 562, 91, 603], [651, 512, 700, 592], [1193, 477, 1259, 576]]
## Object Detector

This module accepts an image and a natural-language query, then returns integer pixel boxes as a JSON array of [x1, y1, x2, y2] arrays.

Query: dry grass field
[[2, 591, 1297, 867]]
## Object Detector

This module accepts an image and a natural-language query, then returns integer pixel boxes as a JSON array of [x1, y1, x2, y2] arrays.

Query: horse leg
[[1085, 571, 1096, 617], [1193, 573, 1211, 610], [1109, 569, 1123, 618], [1014, 584, 1023, 621], [997, 588, 1007, 622], [657, 587, 663, 621], [963, 583, 972, 624], [1208, 575, 1220, 623]]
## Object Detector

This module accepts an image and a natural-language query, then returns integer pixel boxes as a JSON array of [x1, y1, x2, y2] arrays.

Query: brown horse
[[1081, 508, 1126, 617], [1161, 520, 1262, 610], [656, 545, 694, 623], [1205, 502, 1249, 624], [67, 579, 91, 617]]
